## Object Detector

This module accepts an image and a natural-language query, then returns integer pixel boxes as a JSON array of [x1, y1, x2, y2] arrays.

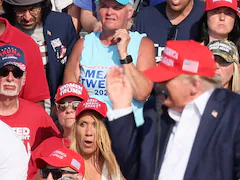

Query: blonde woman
[[70, 98, 124, 180], [207, 39, 240, 92]]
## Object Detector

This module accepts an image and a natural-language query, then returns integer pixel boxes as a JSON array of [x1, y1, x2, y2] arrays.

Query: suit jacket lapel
[[157, 106, 175, 176], [184, 89, 227, 179]]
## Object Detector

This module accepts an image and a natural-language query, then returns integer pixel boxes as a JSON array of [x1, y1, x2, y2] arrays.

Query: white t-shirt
[[52, 0, 73, 12], [0, 121, 28, 180]]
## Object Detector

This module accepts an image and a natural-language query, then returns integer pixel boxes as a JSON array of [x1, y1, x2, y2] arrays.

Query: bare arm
[[68, 4, 82, 32], [63, 38, 84, 83], [80, 9, 102, 33], [113, 30, 155, 101], [122, 37, 155, 101]]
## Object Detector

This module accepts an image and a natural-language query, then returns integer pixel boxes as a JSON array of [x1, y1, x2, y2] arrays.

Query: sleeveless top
[[80, 31, 146, 126]]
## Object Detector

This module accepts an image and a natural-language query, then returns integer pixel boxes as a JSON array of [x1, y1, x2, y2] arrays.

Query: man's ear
[[190, 77, 201, 96]]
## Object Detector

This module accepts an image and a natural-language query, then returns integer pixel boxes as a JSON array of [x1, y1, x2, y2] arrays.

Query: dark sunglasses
[[0, 67, 24, 79], [55, 101, 81, 111], [40, 168, 78, 180], [167, 25, 178, 40]]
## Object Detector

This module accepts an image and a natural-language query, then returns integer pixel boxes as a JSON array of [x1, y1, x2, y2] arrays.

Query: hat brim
[[3, 62, 26, 72], [55, 93, 84, 102], [4, 0, 44, 6], [116, 0, 133, 5], [205, 3, 238, 13], [76, 107, 106, 118], [95, 0, 133, 5], [35, 156, 68, 169], [143, 64, 180, 82], [213, 53, 234, 63]]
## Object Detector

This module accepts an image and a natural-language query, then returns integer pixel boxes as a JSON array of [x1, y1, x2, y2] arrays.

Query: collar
[[168, 88, 215, 122]]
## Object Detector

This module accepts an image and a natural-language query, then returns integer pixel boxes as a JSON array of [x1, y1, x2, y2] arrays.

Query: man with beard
[[2, 0, 78, 115], [0, 17, 50, 107], [132, 0, 205, 63], [0, 45, 60, 167]]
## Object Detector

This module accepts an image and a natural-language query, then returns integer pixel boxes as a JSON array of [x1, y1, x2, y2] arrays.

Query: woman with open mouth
[[70, 98, 124, 180]]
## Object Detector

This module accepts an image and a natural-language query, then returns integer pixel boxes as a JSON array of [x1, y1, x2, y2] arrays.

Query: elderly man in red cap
[[2, 0, 78, 115], [35, 148, 85, 180], [106, 40, 240, 180]]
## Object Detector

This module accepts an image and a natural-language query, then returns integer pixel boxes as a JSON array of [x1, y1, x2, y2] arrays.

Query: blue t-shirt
[[132, 0, 204, 62], [150, 0, 165, 6], [74, 0, 96, 11]]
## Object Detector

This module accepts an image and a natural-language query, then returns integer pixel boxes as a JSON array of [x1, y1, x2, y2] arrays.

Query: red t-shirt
[[0, 98, 60, 155], [28, 136, 70, 180], [0, 17, 50, 102]]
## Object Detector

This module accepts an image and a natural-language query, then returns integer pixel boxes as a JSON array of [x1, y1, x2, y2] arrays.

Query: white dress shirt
[[107, 89, 215, 180], [158, 89, 214, 180]]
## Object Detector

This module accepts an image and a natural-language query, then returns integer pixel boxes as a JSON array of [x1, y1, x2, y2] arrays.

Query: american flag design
[[182, 59, 199, 73], [211, 110, 218, 118]]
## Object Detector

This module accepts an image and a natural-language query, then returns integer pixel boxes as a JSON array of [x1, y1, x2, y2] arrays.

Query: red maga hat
[[75, 98, 107, 118], [205, 0, 238, 12], [144, 40, 216, 82], [35, 148, 85, 176], [55, 82, 88, 102]]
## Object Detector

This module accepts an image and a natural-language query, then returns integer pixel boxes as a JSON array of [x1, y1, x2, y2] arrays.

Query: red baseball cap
[[75, 98, 107, 118], [144, 40, 216, 82], [35, 148, 85, 176], [205, 0, 238, 12], [55, 82, 88, 102]]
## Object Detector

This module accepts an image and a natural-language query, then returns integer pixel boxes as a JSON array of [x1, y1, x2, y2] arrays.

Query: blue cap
[[96, 0, 134, 5], [0, 45, 26, 72]]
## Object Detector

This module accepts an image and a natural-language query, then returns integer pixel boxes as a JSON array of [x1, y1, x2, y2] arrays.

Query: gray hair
[[180, 74, 222, 91]]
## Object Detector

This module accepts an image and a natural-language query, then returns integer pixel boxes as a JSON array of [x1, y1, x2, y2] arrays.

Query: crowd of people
[[0, 0, 239, 179]]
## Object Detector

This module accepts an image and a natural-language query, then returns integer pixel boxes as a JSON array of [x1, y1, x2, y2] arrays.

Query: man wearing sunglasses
[[35, 148, 85, 180], [0, 44, 60, 168], [2, 0, 78, 115], [28, 82, 88, 180], [0, 17, 50, 108]]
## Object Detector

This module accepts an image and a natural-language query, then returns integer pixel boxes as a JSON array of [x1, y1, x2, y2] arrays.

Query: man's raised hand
[[106, 66, 133, 110]]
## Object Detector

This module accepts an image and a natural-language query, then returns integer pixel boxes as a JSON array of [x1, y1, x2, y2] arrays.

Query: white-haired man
[[106, 40, 240, 180], [0, 44, 60, 164]]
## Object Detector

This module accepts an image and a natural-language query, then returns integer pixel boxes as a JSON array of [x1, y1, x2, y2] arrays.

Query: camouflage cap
[[207, 39, 239, 64]]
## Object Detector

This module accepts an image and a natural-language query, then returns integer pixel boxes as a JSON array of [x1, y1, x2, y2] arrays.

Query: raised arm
[[114, 29, 156, 101], [107, 66, 132, 110], [63, 38, 84, 83], [106, 66, 140, 179], [125, 37, 155, 101]]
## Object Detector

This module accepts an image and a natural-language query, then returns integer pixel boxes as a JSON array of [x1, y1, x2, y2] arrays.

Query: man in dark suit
[[106, 40, 240, 180], [2, 0, 78, 114]]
